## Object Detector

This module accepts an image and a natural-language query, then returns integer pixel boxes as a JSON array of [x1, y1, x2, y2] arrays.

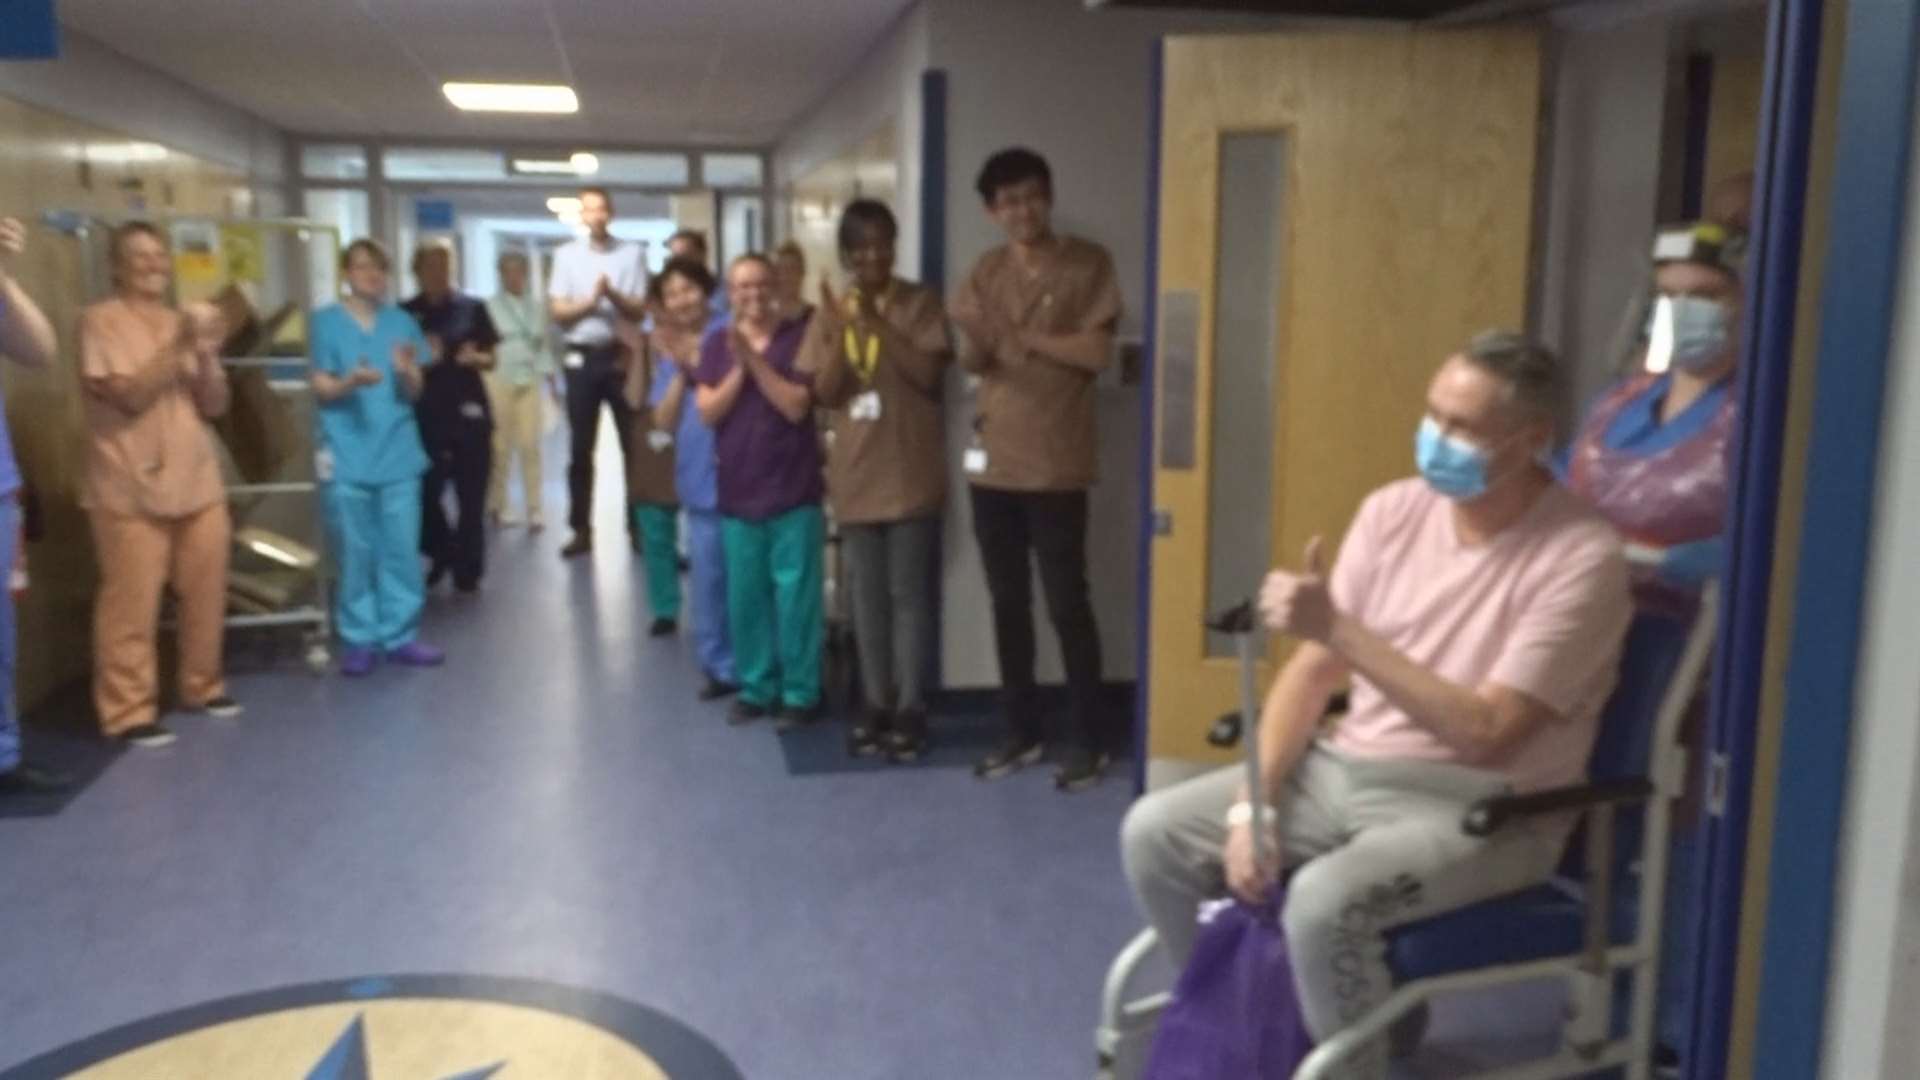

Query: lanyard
[[494, 294, 536, 342], [840, 288, 889, 384]]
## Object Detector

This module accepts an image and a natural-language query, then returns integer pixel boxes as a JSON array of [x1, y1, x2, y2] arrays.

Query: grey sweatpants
[[1120, 743, 1571, 1078], [842, 516, 939, 716]]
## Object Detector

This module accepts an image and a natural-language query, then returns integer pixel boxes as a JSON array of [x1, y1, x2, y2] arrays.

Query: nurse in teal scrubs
[[308, 239, 446, 676]]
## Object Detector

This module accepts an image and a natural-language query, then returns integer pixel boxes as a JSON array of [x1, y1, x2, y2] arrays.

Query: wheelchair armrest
[[1462, 778, 1653, 837], [1207, 600, 1255, 635], [1204, 692, 1351, 749]]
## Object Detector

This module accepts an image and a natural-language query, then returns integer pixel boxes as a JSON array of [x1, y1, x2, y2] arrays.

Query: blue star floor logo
[[305, 1015, 503, 1080], [1, 974, 741, 1079]]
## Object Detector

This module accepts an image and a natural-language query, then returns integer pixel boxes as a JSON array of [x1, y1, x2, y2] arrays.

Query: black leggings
[[969, 486, 1105, 750], [421, 432, 491, 589]]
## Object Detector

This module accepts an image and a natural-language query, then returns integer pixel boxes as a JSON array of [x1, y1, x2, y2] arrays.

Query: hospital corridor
[[1, 1, 1918, 1078]]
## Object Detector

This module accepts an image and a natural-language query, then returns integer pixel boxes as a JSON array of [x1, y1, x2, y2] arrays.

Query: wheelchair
[[1097, 587, 1718, 1079]]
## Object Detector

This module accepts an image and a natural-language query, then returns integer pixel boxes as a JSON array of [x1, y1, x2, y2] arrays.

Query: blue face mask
[[1648, 295, 1734, 374], [1415, 416, 1492, 501], [1668, 296, 1733, 373]]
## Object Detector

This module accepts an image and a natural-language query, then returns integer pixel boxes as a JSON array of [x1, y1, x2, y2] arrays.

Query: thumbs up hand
[[1258, 536, 1335, 643]]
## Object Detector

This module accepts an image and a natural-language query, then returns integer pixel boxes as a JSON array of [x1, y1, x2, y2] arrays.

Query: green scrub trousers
[[722, 505, 824, 709]]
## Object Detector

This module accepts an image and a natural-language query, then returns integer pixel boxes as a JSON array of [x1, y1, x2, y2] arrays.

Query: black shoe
[[648, 618, 678, 638], [119, 723, 177, 749], [728, 700, 770, 726], [1053, 747, 1112, 793], [454, 581, 481, 596], [699, 677, 739, 702], [974, 736, 1044, 780], [847, 720, 886, 759], [426, 561, 451, 588], [560, 532, 592, 559], [886, 711, 929, 764], [677, 556, 691, 574], [187, 695, 243, 719], [773, 701, 823, 733], [0, 764, 73, 794]]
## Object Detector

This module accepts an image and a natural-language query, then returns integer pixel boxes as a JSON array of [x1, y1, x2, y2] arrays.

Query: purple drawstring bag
[[1142, 892, 1315, 1080]]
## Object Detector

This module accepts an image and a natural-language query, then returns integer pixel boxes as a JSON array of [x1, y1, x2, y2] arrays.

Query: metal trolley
[[44, 211, 344, 674]]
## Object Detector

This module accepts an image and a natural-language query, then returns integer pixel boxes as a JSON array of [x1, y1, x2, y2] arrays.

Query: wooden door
[[1146, 28, 1544, 766]]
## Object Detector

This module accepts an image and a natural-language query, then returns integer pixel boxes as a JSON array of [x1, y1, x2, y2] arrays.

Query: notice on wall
[[171, 221, 221, 302], [220, 223, 264, 287]]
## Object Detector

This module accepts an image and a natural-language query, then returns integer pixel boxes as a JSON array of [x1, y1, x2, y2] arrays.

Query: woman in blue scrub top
[[1567, 221, 1743, 617], [309, 239, 447, 676], [0, 216, 66, 793], [647, 256, 738, 701], [1566, 220, 1743, 1075]]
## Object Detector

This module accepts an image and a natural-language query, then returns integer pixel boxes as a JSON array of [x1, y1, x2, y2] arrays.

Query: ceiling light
[[84, 141, 169, 165], [512, 152, 601, 177], [546, 196, 582, 215], [442, 82, 579, 114]]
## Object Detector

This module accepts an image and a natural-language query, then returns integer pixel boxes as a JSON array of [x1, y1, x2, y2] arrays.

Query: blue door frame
[[1689, 0, 1920, 1076], [1132, 39, 1164, 794], [1686, 0, 1826, 1075], [1734, 1, 1919, 1077]]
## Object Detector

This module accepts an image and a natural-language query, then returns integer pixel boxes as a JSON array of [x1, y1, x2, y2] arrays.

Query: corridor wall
[[0, 30, 286, 712]]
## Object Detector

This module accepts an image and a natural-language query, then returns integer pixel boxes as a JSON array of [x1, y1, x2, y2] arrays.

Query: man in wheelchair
[[1120, 331, 1633, 1076]]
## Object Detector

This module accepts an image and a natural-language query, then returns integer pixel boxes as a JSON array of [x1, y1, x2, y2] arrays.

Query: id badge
[[314, 448, 335, 483], [963, 447, 988, 476], [460, 401, 486, 421], [850, 391, 883, 423], [647, 429, 675, 452], [564, 349, 585, 370]]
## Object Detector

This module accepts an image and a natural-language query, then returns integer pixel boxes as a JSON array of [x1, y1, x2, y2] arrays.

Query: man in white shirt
[[547, 186, 648, 558]]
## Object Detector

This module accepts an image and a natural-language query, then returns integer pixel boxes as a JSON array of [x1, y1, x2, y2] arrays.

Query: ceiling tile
[[58, 0, 921, 145]]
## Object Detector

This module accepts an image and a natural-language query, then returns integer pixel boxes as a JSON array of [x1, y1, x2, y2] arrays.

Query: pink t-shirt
[[1325, 478, 1632, 792]]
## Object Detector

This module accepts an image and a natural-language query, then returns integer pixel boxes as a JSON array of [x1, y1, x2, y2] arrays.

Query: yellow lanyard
[[840, 288, 889, 384]]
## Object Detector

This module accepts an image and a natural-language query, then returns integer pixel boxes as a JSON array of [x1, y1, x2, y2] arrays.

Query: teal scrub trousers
[[632, 502, 683, 623], [721, 505, 824, 710], [325, 478, 426, 650]]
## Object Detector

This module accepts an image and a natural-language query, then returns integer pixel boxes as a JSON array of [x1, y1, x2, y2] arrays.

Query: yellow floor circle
[[1, 975, 741, 1080], [73, 999, 670, 1079]]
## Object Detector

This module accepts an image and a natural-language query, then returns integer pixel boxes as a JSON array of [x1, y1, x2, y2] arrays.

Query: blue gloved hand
[[1657, 536, 1723, 586]]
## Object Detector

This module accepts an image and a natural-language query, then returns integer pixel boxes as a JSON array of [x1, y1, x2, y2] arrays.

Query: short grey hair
[[1459, 329, 1560, 421]]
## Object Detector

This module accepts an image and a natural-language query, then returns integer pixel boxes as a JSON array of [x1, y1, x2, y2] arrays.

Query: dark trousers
[[969, 486, 1104, 750], [422, 432, 491, 589], [843, 516, 939, 716], [563, 346, 636, 536]]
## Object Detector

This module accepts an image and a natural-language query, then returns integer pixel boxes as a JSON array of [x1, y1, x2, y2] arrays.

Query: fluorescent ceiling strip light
[[443, 82, 579, 114], [512, 152, 599, 176]]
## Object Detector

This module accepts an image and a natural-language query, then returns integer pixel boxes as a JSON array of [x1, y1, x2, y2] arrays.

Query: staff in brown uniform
[[798, 200, 952, 762], [624, 275, 687, 638], [950, 147, 1123, 793]]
